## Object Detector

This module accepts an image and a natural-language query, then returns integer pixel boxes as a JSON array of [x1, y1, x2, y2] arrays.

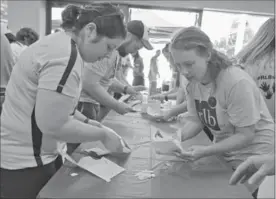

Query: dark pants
[[132, 76, 145, 86], [67, 101, 100, 155], [0, 155, 62, 198]]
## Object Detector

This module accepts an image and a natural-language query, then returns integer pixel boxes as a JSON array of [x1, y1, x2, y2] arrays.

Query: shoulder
[[32, 32, 78, 66], [217, 66, 256, 88]]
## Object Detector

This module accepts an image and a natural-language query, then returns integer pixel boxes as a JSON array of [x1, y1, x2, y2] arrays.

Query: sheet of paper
[[78, 156, 125, 182], [119, 94, 131, 103], [151, 127, 184, 155]]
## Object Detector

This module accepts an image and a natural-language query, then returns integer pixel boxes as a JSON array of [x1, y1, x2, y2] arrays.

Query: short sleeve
[[84, 61, 108, 83], [38, 58, 81, 98], [227, 79, 260, 127]]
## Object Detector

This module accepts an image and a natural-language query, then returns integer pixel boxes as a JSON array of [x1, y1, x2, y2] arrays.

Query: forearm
[[181, 120, 203, 141], [110, 78, 136, 95], [84, 83, 119, 110], [110, 78, 125, 93], [204, 130, 255, 156], [166, 102, 187, 118], [52, 117, 105, 143]]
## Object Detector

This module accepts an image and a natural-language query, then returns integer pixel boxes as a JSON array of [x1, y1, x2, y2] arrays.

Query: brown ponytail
[[60, 3, 126, 39]]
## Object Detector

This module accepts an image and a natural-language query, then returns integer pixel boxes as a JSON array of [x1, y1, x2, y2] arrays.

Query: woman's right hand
[[116, 102, 135, 115], [101, 126, 126, 153]]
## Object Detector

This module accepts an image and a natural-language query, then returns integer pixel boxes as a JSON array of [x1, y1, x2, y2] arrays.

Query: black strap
[[31, 106, 43, 167], [56, 39, 78, 93]]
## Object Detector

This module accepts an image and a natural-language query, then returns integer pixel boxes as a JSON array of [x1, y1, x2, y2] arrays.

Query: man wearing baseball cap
[[68, 20, 153, 154]]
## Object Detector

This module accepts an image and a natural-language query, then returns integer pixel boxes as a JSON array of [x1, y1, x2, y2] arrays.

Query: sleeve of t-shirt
[[84, 60, 109, 83], [226, 79, 260, 127], [38, 57, 81, 98]]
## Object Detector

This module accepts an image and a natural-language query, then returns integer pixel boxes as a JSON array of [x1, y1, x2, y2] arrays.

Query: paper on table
[[151, 129, 184, 155], [78, 156, 125, 182], [119, 94, 131, 103]]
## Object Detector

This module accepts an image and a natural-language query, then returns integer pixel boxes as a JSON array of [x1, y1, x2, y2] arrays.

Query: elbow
[[35, 109, 65, 138]]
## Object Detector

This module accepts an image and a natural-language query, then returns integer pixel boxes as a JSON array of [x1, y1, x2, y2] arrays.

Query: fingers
[[229, 158, 254, 185], [173, 152, 193, 162], [248, 164, 268, 185]]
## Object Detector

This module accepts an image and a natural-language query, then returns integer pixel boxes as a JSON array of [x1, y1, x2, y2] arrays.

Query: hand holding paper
[[101, 126, 131, 154]]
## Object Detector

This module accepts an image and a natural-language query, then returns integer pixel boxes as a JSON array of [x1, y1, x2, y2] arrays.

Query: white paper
[[119, 94, 131, 102], [78, 156, 125, 182], [151, 128, 184, 155]]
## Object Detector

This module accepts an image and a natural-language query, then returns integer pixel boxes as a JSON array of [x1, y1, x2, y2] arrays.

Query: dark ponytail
[[61, 3, 126, 39]]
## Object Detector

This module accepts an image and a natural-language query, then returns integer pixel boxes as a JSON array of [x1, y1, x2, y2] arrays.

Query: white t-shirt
[[244, 52, 275, 120], [10, 42, 27, 63], [1, 33, 15, 89], [1, 32, 83, 169], [186, 66, 274, 166], [80, 50, 120, 104]]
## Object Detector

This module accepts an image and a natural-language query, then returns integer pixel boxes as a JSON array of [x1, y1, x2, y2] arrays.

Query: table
[[38, 105, 252, 198]]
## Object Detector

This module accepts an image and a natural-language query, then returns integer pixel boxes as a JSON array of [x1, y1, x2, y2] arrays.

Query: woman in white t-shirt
[[4, 32, 27, 62], [0, 3, 127, 198], [236, 18, 275, 120], [168, 27, 274, 194]]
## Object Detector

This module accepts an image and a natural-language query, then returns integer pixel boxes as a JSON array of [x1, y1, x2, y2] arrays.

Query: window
[[201, 10, 270, 58], [129, 8, 200, 87]]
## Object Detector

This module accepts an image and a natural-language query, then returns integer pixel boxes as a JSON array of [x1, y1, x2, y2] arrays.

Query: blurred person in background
[[0, 33, 15, 113], [132, 51, 145, 86], [148, 49, 161, 95], [16, 27, 39, 46], [236, 17, 275, 120]]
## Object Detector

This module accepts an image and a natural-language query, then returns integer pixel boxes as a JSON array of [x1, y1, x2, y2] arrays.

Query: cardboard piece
[[78, 156, 125, 182]]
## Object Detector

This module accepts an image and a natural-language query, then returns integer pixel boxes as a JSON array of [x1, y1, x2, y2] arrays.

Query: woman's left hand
[[174, 145, 208, 162]]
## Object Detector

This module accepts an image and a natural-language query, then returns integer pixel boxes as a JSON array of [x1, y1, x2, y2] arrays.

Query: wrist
[[83, 117, 89, 124]]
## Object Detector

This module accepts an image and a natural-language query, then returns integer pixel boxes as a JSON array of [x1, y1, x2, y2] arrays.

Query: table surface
[[38, 105, 252, 198]]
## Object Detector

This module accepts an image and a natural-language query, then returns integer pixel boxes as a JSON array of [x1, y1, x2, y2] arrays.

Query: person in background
[[132, 51, 145, 86], [167, 27, 274, 195], [121, 54, 132, 80], [78, 20, 152, 121], [113, 20, 152, 100], [0, 33, 15, 113], [16, 27, 39, 46], [148, 49, 161, 95], [236, 17, 275, 120], [0, 4, 127, 198], [4, 31, 27, 63]]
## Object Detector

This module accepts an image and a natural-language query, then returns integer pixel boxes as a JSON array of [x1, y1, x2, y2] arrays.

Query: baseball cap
[[127, 20, 153, 50]]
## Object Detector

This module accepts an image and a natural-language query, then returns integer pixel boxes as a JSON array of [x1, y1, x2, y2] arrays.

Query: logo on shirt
[[195, 97, 220, 131], [259, 81, 275, 99]]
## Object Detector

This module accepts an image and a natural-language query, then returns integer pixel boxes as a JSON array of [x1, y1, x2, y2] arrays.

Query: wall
[[7, 0, 46, 36]]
